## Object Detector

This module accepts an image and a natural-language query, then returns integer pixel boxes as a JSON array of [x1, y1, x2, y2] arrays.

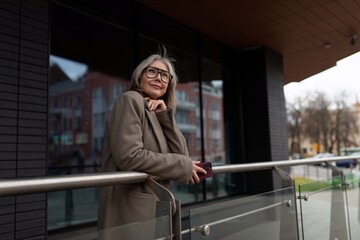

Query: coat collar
[[144, 103, 168, 153]]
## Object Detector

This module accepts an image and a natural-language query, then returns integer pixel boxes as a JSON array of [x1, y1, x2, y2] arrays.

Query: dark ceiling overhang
[[138, 0, 360, 85]]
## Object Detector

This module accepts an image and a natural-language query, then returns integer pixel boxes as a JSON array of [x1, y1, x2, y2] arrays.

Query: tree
[[287, 97, 303, 158], [337, 107, 359, 153], [287, 89, 359, 156], [300, 91, 331, 152]]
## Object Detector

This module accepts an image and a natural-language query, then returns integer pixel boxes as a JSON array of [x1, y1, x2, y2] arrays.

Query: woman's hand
[[145, 97, 167, 112], [188, 161, 208, 184]]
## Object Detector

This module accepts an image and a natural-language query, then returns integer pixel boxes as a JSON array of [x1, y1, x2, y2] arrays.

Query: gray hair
[[130, 48, 178, 109]]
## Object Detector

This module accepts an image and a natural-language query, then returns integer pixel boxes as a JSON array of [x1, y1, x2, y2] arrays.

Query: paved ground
[[292, 165, 360, 240]]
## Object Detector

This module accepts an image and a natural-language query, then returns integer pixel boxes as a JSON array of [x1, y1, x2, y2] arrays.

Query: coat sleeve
[[108, 92, 192, 183], [156, 108, 189, 156]]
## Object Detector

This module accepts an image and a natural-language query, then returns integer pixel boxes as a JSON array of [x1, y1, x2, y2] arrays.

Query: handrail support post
[[325, 162, 350, 240], [273, 167, 300, 240], [148, 178, 181, 239]]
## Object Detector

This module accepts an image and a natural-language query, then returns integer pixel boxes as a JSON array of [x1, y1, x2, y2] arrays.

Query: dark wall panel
[[0, 0, 48, 239], [0, 1, 20, 237], [225, 46, 288, 195]]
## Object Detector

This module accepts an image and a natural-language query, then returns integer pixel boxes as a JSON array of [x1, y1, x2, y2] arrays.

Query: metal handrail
[[213, 156, 358, 174], [0, 171, 148, 196], [0, 156, 357, 197]]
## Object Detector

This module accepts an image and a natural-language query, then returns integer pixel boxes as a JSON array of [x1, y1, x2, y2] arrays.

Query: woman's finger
[[189, 177, 194, 184], [148, 100, 154, 110], [195, 165, 207, 174], [193, 173, 200, 183], [147, 100, 156, 110], [147, 99, 167, 112]]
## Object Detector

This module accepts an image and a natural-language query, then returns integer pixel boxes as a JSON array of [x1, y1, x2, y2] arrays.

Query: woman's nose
[[155, 72, 162, 81]]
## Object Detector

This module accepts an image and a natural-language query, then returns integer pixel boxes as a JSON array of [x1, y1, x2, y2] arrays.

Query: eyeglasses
[[144, 66, 173, 84]]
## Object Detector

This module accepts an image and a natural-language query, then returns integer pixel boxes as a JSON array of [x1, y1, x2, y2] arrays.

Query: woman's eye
[[149, 69, 157, 74], [161, 74, 169, 80]]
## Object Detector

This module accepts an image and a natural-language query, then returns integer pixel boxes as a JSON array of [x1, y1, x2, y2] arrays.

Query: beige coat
[[97, 90, 193, 238]]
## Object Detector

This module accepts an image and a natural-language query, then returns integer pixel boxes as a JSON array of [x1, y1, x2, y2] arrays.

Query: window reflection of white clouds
[[211, 80, 223, 88], [50, 55, 88, 81]]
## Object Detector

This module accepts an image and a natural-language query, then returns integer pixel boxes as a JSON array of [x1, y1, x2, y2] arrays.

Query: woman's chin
[[144, 91, 163, 100]]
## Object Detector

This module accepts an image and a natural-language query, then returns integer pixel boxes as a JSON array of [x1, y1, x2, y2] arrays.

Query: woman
[[97, 48, 206, 238]]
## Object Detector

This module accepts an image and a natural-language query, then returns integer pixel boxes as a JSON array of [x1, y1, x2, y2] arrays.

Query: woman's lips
[[150, 84, 161, 89]]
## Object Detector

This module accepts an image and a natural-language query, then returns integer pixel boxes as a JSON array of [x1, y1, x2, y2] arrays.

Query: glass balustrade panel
[[188, 187, 297, 240], [291, 165, 332, 181], [47, 185, 172, 240], [344, 170, 360, 239], [48, 215, 171, 240], [297, 175, 348, 240], [48, 188, 98, 230]]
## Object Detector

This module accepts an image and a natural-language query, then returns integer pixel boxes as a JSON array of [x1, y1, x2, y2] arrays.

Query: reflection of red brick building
[[50, 63, 224, 167], [84, 71, 130, 158], [49, 64, 87, 166], [202, 83, 225, 164], [177, 82, 225, 164], [49, 64, 129, 166]]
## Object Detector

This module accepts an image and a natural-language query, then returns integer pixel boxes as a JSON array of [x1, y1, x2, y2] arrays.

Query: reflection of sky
[[211, 80, 223, 87], [50, 55, 88, 81]]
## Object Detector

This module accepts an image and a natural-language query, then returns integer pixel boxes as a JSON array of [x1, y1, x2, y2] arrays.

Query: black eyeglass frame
[[143, 66, 173, 84]]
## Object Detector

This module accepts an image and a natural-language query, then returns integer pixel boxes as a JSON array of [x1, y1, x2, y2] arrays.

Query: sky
[[284, 51, 360, 106]]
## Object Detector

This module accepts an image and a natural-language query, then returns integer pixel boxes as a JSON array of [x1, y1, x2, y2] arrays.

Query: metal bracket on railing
[[272, 167, 295, 187], [195, 225, 210, 236], [325, 162, 343, 175], [148, 178, 182, 240], [324, 162, 350, 240], [297, 194, 309, 201], [272, 167, 300, 240], [355, 159, 360, 171], [147, 178, 177, 215], [272, 167, 297, 206], [325, 162, 347, 189]]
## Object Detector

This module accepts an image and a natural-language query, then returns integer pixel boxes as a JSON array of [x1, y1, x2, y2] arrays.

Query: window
[[49, 1, 230, 229], [92, 87, 102, 100], [76, 96, 81, 110], [212, 119, 219, 129], [112, 83, 122, 100], [176, 90, 187, 102], [213, 100, 219, 110], [49, 1, 133, 229], [175, 110, 189, 124], [201, 58, 226, 200]]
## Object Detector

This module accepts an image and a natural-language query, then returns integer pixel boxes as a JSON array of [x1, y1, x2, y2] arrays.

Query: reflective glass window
[[201, 58, 227, 200], [49, 1, 232, 232], [49, 2, 133, 229]]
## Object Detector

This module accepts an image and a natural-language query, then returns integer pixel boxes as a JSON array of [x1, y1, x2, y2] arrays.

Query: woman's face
[[139, 60, 169, 100]]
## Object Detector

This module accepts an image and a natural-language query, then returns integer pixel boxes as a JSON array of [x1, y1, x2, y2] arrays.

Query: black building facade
[[0, 0, 287, 239]]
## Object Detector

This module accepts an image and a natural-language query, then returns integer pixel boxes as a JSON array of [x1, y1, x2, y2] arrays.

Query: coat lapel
[[145, 108, 168, 153]]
